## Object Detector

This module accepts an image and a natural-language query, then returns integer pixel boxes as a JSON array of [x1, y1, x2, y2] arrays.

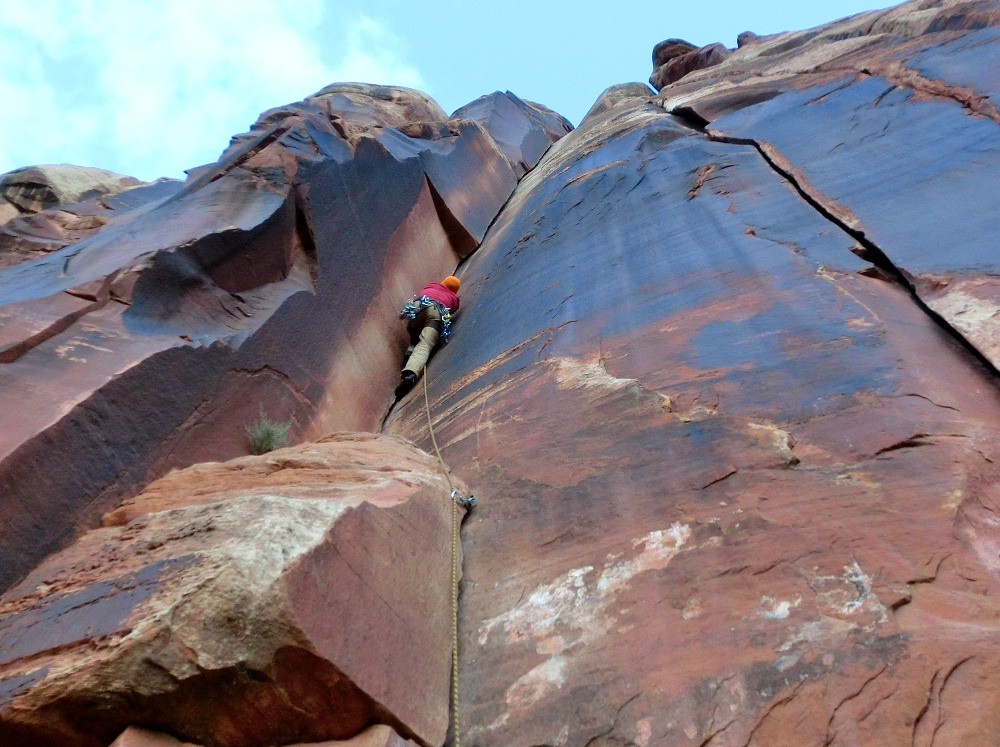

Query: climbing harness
[[401, 295, 454, 342], [421, 372, 474, 745]]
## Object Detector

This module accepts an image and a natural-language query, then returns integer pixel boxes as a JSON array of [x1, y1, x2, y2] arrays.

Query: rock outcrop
[[3, 0, 1000, 746], [0, 83, 567, 593], [0, 164, 143, 217], [383, 1, 1000, 743], [0, 434, 462, 747], [650, 41, 731, 90]]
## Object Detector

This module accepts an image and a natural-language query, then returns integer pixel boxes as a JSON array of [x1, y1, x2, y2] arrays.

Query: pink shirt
[[419, 282, 460, 312]]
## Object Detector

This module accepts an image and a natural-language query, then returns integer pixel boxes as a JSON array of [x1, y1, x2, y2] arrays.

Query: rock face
[[0, 83, 567, 593], [4, 1, 1000, 746], [382, 1, 1000, 744], [0, 434, 463, 747]]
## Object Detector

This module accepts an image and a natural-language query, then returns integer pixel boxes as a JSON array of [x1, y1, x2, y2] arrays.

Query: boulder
[[650, 42, 731, 90], [652, 38, 698, 69], [0, 434, 464, 747]]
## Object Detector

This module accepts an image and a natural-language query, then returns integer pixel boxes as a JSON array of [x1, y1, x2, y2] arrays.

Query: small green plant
[[245, 406, 293, 455]]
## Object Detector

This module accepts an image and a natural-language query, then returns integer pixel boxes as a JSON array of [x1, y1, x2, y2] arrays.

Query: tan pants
[[403, 305, 441, 376]]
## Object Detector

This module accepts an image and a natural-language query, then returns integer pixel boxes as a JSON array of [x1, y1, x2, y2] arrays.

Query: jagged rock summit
[[4, 0, 1000, 745]]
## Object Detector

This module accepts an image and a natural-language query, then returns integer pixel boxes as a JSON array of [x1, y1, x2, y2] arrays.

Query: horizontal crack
[[698, 468, 738, 490], [873, 434, 931, 456]]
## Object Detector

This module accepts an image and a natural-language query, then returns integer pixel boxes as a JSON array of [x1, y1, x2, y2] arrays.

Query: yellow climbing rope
[[422, 373, 462, 746]]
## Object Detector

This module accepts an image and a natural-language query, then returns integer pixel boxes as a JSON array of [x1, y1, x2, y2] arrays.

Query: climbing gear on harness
[[442, 275, 461, 292], [400, 295, 453, 342], [421, 372, 473, 745], [452, 488, 476, 508]]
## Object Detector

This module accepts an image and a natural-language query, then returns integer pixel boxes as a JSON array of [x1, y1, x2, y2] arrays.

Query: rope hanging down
[[422, 373, 474, 746]]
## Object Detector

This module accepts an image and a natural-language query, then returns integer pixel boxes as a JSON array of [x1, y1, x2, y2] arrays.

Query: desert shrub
[[245, 406, 293, 454]]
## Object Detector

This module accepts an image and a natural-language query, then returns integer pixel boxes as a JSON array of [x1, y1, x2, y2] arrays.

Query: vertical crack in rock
[[824, 663, 889, 744], [292, 190, 319, 287], [667, 103, 1000, 385], [725, 133, 1000, 382], [928, 656, 974, 746], [910, 658, 973, 747], [583, 692, 642, 747], [742, 681, 806, 747], [424, 175, 479, 257], [911, 668, 939, 747]]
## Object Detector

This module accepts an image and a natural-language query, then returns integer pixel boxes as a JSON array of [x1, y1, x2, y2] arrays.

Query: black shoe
[[394, 371, 417, 399]]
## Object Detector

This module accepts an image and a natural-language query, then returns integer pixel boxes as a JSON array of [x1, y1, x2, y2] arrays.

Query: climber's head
[[442, 276, 461, 293]]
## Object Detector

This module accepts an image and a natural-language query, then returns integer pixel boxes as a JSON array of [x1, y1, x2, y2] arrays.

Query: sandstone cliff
[[4, 0, 1000, 745]]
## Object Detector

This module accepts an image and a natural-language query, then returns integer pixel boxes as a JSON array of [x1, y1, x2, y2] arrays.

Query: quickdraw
[[400, 295, 453, 342]]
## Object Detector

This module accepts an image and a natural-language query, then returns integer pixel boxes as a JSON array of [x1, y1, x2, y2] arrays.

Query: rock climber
[[395, 275, 461, 398]]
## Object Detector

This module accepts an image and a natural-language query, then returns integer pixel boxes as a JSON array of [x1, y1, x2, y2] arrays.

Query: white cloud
[[327, 15, 425, 89], [0, 0, 426, 181]]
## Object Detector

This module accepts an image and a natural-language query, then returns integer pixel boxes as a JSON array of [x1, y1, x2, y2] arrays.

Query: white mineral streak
[[775, 560, 888, 654], [477, 523, 692, 721], [927, 287, 1000, 365], [555, 357, 642, 391], [757, 595, 801, 620], [126, 495, 349, 669]]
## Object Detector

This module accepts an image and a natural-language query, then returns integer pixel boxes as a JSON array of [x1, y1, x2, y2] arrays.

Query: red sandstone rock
[[578, 83, 657, 128], [381, 4, 1000, 741], [0, 178, 183, 270], [650, 42, 731, 90], [654, 0, 1000, 372], [0, 165, 142, 215], [5, 1, 1000, 745], [0, 434, 464, 747], [652, 38, 698, 69], [0, 83, 565, 593], [286, 724, 419, 747], [450, 91, 573, 177]]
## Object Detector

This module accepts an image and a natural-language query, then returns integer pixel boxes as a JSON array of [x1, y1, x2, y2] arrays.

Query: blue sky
[[0, 0, 899, 182]]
